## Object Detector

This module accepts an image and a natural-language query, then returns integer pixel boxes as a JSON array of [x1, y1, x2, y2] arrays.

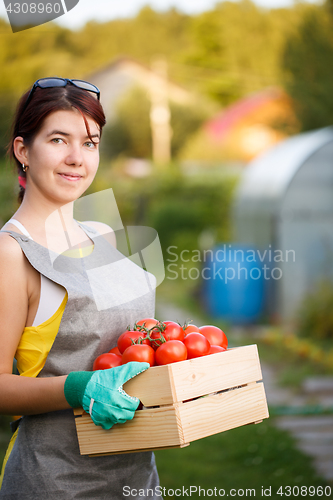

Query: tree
[[282, 6, 333, 130], [183, 10, 238, 105]]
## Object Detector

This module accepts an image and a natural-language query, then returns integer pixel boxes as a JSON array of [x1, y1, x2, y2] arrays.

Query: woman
[[0, 78, 160, 498]]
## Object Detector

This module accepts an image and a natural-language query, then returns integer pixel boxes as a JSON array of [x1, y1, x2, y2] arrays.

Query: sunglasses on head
[[22, 77, 100, 113]]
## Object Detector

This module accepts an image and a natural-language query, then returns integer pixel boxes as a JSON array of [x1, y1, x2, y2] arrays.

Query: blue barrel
[[202, 244, 265, 324]]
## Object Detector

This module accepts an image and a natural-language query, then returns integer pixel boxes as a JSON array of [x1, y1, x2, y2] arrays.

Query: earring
[[22, 164, 28, 172]]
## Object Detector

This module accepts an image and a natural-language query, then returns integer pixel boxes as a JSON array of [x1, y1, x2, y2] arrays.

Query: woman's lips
[[58, 173, 82, 182]]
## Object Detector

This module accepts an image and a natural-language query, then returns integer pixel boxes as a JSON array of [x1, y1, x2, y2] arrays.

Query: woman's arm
[[0, 374, 70, 415], [0, 233, 70, 415]]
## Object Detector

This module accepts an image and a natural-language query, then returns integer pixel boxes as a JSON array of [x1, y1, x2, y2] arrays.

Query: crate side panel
[[170, 345, 262, 402], [180, 382, 269, 443], [75, 405, 183, 455], [123, 364, 175, 406]]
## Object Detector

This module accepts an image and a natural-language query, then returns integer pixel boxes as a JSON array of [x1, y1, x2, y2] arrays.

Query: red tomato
[[162, 321, 185, 341], [208, 345, 227, 354], [136, 318, 159, 330], [122, 344, 155, 366], [155, 340, 187, 366], [183, 332, 210, 359], [184, 324, 201, 335], [199, 325, 228, 349], [108, 346, 122, 356], [93, 352, 122, 370], [149, 321, 185, 349], [117, 330, 150, 354]]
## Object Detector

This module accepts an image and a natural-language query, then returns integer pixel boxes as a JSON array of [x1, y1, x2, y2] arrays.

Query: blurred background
[[0, 0, 333, 495]]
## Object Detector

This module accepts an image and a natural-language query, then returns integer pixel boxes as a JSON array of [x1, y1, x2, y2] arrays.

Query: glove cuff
[[64, 370, 94, 408]]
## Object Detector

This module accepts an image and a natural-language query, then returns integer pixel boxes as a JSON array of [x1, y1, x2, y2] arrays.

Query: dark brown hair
[[8, 82, 106, 202]]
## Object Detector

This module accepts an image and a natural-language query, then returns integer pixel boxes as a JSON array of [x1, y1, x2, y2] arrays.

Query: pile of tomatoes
[[93, 318, 228, 370]]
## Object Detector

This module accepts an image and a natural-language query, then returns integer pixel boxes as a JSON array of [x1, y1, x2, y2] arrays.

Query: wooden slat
[[75, 404, 184, 455], [170, 345, 262, 403], [180, 382, 269, 443], [124, 344, 262, 406]]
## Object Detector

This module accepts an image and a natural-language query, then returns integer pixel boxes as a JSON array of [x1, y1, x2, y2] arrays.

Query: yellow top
[[16, 292, 68, 378]]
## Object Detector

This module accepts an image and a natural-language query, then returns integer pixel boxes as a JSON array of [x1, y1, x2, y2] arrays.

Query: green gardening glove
[[64, 361, 149, 430]]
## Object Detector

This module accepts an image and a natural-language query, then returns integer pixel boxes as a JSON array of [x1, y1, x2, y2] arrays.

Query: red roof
[[206, 88, 283, 139]]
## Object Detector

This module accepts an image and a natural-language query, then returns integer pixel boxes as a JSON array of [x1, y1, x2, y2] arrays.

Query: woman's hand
[[64, 362, 149, 429]]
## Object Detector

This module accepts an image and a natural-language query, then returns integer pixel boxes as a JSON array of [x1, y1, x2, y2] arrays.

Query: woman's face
[[15, 108, 100, 206]]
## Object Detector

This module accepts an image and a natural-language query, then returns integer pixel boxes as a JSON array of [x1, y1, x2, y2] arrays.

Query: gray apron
[[0, 224, 160, 500]]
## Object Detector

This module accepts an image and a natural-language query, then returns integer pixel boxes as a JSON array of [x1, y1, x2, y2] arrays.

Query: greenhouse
[[232, 127, 333, 322]]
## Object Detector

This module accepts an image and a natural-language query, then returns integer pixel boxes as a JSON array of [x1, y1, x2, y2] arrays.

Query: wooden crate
[[74, 344, 269, 456]]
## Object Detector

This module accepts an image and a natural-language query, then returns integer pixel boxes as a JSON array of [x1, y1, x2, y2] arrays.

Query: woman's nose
[[66, 144, 83, 166]]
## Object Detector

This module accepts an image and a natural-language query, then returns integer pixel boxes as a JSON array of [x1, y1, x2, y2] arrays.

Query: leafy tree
[[282, 6, 333, 130], [183, 8, 241, 105], [186, 11, 225, 70], [0, 21, 90, 94]]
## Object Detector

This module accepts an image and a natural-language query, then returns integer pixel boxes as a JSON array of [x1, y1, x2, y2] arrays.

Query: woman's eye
[[85, 141, 98, 148], [52, 138, 64, 144]]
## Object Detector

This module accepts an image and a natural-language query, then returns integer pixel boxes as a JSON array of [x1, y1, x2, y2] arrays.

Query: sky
[[0, 0, 320, 30]]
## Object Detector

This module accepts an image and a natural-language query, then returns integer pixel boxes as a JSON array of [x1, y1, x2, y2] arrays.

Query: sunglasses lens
[[71, 80, 100, 95], [37, 78, 67, 88], [71, 80, 97, 91]]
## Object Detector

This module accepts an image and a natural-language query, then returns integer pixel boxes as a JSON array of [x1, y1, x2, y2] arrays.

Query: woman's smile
[[58, 172, 83, 182]]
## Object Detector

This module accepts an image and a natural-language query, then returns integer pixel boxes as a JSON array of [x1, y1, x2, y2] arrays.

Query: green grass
[[155, 418, 330, 499]]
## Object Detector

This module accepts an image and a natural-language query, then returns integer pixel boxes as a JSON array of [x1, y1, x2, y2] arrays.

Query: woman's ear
[[13, 137, 29, 166]]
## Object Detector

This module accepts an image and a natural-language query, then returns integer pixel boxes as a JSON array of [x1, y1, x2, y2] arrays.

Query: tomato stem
[[146, 331, 166, 347], [181, 319, 194, 329]]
